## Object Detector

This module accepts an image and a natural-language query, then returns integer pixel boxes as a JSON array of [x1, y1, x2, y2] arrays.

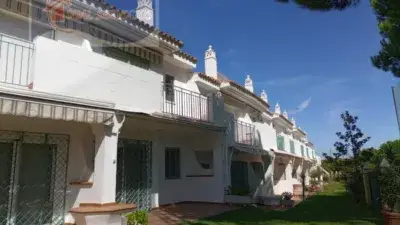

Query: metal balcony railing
[[234, 120, 261, 146], [162, 83, 211, 122], [0, 33, 34, 87]]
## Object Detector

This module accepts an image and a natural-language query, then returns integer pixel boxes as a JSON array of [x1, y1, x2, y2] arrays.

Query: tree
[[333, 111, 370, 162], [370, 0, 400, 77], [275, 0, 360, 11]]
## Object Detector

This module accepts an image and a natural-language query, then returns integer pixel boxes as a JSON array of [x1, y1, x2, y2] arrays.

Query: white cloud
[[288, 97, 312, 114]]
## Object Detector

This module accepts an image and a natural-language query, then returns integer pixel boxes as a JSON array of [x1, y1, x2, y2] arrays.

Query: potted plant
[[280, 192, 294, 207], [378, 163, 400, 225]]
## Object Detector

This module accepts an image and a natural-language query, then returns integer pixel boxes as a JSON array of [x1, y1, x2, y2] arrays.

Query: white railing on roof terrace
[[162, 83, 211, 122], [0, 33, 34, 87]]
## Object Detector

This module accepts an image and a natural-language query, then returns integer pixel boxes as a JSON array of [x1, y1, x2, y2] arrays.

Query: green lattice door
[[0, 142, 13, 225], [0, 131, 69, 225], [116, 139, 152, 210], [15, 144, 54, 225]]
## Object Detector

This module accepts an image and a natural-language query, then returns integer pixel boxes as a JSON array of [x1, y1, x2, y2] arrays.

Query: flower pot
[[382, 210, 400, 225]]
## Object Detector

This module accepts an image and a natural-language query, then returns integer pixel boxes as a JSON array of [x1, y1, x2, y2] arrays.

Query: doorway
[[116, 139, 152, 210], [0, 131, 69, 225]]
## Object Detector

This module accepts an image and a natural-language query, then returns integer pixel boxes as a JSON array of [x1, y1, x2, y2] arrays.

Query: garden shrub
[[378, 166, 400, 212], [126, 210, 148, 225]]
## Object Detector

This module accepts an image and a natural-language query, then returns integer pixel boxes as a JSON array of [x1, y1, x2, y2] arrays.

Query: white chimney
[[245, 75, 254, 93], [275, 102, 281, 115], [205, 45, 217, 79], [260, 90, 268, 103], [291, 117, 296, 127], [137, 0, 154, 26], [283, 110, 288, 119]]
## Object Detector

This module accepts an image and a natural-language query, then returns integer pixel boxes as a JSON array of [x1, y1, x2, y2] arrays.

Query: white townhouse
[[0, 0, 322, 224], [198, 45, 320, 198], [201, 46, 277, 200], [0, 0, 227, 225]]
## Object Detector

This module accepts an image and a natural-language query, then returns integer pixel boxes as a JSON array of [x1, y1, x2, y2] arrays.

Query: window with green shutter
[[306, 148, 310, 157], [301, 145, 305, 156], [276, 135, 285, 151], [290, 140, 295, 154]]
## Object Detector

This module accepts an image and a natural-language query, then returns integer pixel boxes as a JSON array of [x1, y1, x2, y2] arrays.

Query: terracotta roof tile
[[197, 73, 221, 86], [228, 81, 270, 108], [79, 0, 184, 48], [175, 51, 198, 63]]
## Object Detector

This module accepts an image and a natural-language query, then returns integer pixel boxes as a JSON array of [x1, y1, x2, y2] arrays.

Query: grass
[[181, 182, 384, 225]]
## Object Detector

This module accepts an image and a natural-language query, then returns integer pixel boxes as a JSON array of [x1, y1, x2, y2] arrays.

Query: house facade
[[0, 0, 321, 225]]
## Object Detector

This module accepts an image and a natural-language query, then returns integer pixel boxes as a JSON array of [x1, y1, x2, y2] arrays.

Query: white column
[[91, 115, 125, 204], [151, 131, 162, 208]]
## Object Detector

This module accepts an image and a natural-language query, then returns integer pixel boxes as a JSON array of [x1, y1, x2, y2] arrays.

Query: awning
[[231, 144, 271, 156], [0, 88, 115, 124], [272, 149, 304, 159]]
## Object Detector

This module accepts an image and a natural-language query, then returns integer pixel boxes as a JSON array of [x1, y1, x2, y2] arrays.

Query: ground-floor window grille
[[0, 130, 69, 225]]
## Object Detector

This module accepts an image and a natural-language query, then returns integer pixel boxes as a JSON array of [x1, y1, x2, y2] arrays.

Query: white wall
[[254, 121, 277, 151], [32, 36, 163, 114], [119, 119, 225, 207]]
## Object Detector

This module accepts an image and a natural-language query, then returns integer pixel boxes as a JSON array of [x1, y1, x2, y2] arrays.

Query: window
[[72, 21, 77, 30], [6, 0, 11, 9], [164, 75, 175, 102], [17, 1, 21, 12], [306, 148, 310, 158], [194, 150, 213, 170], [64, 19, 69, 28], [276, 135, 285, 151], [37, 8, 42, 19], [301, 145, 305, 156], [290, 140, 295, 154], [165, 147, 180, 179]]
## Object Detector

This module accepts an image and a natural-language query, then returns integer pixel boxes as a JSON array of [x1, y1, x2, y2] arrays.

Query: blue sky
[[111, 0, 399, 155]]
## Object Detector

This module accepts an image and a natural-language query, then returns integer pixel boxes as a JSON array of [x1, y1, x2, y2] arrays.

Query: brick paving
[[148, 203, 237, 225]]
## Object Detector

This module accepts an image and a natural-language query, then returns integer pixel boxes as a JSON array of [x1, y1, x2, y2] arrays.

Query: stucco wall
[[32, 36, 163, 113]]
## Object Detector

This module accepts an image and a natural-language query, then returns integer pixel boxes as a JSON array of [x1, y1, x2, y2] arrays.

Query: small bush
[[378, 166, 400, 212], [281, 192, 293, 200], [126, 210, 148, 225]]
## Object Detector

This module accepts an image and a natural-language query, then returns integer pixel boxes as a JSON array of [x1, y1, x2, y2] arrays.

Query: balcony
[[162, 83, 211, 122], [234, 120, 261, 146], [0, 33, 34, 87]]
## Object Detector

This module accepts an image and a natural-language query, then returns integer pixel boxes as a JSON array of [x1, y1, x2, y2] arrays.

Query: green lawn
[[182, 182, 384, 225]]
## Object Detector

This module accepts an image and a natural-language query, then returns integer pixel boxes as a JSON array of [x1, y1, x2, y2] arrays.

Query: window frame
[[276, 135, 285, 151], [290, 140, 295, 154], [165, 147, 181, 180], [164, 74, 175, 103]]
